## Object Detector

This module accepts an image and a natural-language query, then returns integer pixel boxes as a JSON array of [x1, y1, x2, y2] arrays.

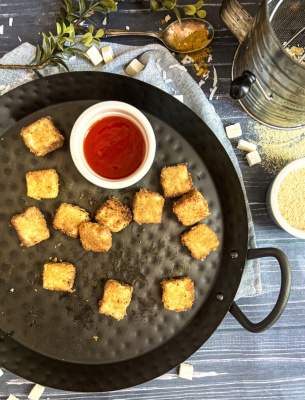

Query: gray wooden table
[[0, 1, 304, 399]]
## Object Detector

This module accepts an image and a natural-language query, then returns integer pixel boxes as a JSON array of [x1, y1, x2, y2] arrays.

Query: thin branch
[[0, 60, 51, 70]]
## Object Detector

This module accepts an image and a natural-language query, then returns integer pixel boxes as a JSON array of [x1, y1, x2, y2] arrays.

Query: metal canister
[[220, 0, 305, 129]]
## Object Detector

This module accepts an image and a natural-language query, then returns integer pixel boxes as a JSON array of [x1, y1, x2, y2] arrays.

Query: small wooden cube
[[26, 169, 59, 200], [181, 223, 219, 260], [11, 207, 50, 247], [79, 221, 112, 252], [21, 117, 64, 156], [160, 163, 194, 197], [99, 279, 133, 321], [43, 262, 75, 292], [173, 190, 210, 226], [95, 197, 132, 232], [53, 203, 90, 238], [161, 277, 194, 312], [133, 188, 165, 224]]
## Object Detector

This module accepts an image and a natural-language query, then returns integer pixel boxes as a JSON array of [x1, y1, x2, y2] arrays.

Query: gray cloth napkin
[[0, 41, 261, 299]]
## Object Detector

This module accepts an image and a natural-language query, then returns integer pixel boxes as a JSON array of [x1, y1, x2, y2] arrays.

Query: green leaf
[[87, 17, 98, 25], [89, 25, 94, 33], [71, 6, 80, 12], [40, 47, 48, 62], [55, 58, 70, 71], [32, 69, 43, 78], [70, 47, 90, 58], [79, 0, 86, 14], [62, 22, 67, 33], [95, 28, 104, 38], [49, 32, 56, 50], [57, 41, 64, 51], [93, 4, 109, 12], [99, 0, 117, 10], [150, 0, 161, 11], [196, 9, 206, 18], [80, 32, 93, 43], [92, 39, 101, 45], [32, 45, 41, 64], [42, 32, 50, 53], [65, 24, 74, 33], [173, 7, 181, 24], [56, 22, 62, 36], [183, 5, 196, 15], [162, 0, 176, 10], [62, 48, 74, 56], [60, 7, 67, 17], [195, 0, 204, 9]]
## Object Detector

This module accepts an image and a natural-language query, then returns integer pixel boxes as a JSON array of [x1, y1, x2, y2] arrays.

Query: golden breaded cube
[[181, 223, 219, 260], [161, 277, 194, 312], [21, 116, 64, 156], [79, 221, 112, 252], [26, 169, 59, 200], [133, 188, 165, 224], [173, 190, 211, 226], [43, 262, 75, 292], [99, 279, 133, 321], [95, 197, 132, 232], [160, 163, 194, 198], [11, 207, 50, 247], [53, 203, 90, 238]]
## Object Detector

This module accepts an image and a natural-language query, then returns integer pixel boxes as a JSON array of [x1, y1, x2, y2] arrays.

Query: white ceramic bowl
[[70, 101, 156, 189], [266, 157, 305, 239]]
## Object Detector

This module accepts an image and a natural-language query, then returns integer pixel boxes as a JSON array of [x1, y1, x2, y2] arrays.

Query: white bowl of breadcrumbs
[[267, 158, 305, 239]]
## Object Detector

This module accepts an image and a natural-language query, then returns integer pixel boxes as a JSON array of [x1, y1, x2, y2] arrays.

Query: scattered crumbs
[[93, 336, 98, 341], [56, 242, 61, 247], [79, 193, 84, 200], [139, 241, 141, 244], [90, 200, 93, 205], [0, 26, 3, 35], [164, 14, 171, 23], [53, 257, 58, 262], [60, 259, 62, 262], [34, 289, 38, 292], [102, 17, 107, 25], [18, 36, 22, 42], [1, 138, 3, 141], [159, 28, 162, 31], [9, 17, 13, 26], [143, 228, 145, 231], [49, 257, 52, 260], [126, 26, 130, 30], [86, 299, 89, 302], [9, 288, 14, 293], [166, 236, 170, 239]]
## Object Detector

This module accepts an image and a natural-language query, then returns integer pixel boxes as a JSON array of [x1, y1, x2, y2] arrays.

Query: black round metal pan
[[0, 72, 291, 392]]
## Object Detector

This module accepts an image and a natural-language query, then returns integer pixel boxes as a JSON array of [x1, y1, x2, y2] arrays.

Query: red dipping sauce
[[83, 116, 146, 180]]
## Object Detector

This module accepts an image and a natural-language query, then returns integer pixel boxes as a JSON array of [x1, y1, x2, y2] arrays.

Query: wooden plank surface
[[0, 0, 305, 399]]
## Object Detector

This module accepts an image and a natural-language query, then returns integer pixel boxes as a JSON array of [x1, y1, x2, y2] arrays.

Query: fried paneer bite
[[160, 163, 194, 198], [133, 188, 164, 225], [11, 207, 50, 247], [161, 277, 194, 312], [95, 197, 132, 232], [53, 203, 90, 238], [173, 190, 211, 226], [181, 223, 219, 260], [79, 221, 112, 252], [21, 117, 64, 156], [99, 279, 133, 321], [43, 262, 75, 292], [26, 169, 59, 200]]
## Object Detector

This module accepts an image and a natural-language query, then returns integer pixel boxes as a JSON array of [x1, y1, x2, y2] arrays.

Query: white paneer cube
[[174, 95, 184, 103], [86, 46, 103, 66], [8, 396, 19, 400], [101, 46, 114, 64], [225, 123, 242, 139], [28, 384, 45, 400], [179, 363, 194, 380], [237, 139, 257, 152], [125, 59, 145, 77], [0, 368, 3, 377], [246, 150, 261, 167]]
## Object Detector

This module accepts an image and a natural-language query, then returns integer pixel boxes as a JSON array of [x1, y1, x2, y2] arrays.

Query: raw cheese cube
[[125, 59, 145, 77], [101, 46, 114, 64], [8, 396, 19, 400], [237, 139, 257, 152], [86, 46, 103, 66], [246, 150, 261, 167], [174, 95, 184, 103], [28, 384, 45, 400], [225, 123, 242, 139], [0, 368, 3, 377], [179, 363, 193, 380]]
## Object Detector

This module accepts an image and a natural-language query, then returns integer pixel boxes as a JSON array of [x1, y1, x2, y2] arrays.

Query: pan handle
[[229, 248, 291, 333]]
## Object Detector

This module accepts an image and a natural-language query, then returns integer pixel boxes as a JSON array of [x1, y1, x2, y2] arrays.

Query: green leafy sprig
[[150, 0, 206, 23], [0, 0, 117, 72]]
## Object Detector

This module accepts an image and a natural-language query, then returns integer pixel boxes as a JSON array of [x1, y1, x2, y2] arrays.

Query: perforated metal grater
[[220, 0, 305, 129]]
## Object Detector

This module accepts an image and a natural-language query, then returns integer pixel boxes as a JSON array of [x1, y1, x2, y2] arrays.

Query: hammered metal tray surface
[[0, 73, 248, 391]]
